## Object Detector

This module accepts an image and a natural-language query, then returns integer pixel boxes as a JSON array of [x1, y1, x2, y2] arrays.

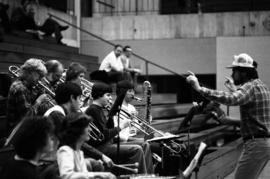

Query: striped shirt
[[199, 79, 270, 138]]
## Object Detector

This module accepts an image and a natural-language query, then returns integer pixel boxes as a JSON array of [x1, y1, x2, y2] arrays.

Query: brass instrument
[[88, 120, 104, 142], [119, 108, 183, 153], [9, 65, 103, 142], [9, 65, 55, 105], [60, 69, 94, 106], [80, 77, 94, 106]]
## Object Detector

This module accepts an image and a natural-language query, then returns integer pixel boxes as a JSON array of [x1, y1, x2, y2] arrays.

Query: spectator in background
[[121, 46, 141, 83], [99, 45, 130, 83], [11, 0, 68, 45], [0, 116, 54, 179]]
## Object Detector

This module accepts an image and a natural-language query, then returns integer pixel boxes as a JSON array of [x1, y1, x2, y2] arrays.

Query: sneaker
[[60, 25, 69, 31], [57, 40, 67, 46]]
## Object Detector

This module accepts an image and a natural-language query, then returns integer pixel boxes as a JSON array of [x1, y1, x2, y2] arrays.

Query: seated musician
[[7, 58, 47, 133], [114, 80, 140, 142], [37, 59, 64, 115], [114, 80, 154, 173], [42, 60, 64, 93], [57, 113, 116, 179], [65, 62, 86, 86], [65, 62, 91, 107], [1, 116, 54, 179], [85, 82, 151, 174], [41, 82, 113, 172]]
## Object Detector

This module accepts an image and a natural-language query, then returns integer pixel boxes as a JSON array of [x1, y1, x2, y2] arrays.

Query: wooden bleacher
[[0, 33, 99, 77]]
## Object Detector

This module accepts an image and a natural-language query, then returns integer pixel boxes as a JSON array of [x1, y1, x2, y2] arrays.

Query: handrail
[[48, 13, 186, 80]]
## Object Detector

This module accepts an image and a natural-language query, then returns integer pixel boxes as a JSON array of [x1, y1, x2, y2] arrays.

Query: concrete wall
[[82, 11, 270, 40], [81, 38, 217, 75]]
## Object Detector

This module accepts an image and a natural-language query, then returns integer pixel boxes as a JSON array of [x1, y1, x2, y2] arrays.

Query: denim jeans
[[234, 138, 270, 179]]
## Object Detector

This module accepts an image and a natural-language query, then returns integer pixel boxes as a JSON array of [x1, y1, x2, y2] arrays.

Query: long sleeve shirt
[[57, 145, 94, 179], [199, 79, 270, 138], [7, 79, 38, 129], [85, 104, 121, 147]]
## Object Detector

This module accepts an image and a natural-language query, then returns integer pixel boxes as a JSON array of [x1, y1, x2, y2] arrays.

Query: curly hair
[[45, 59, 63, 74], [20, 58, 47, 77], [13, 116, 53, 160], [59, 113, 92, 149], [65, 62, 86, 82]]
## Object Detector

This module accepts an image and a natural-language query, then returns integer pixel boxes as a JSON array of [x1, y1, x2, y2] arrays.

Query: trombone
[[8, 65, 103, 142], [120, 108, 183, 154], [9, 65, 56, 105]]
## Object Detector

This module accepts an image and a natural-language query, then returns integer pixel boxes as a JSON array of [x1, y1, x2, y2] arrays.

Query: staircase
[[0, 33, 99, 76]]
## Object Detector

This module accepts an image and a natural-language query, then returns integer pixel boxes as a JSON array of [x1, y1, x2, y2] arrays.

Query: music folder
[[146, 134, 185, 142]]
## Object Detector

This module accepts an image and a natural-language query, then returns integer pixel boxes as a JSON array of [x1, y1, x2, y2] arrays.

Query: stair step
[[136, 103, 192, 119], [151, 117, 184, 133], [3, 33, 78, 54], [132, 93, 177, 105]]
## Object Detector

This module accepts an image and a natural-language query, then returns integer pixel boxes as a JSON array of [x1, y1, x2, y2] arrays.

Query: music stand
[[108, 88, 127, 163]]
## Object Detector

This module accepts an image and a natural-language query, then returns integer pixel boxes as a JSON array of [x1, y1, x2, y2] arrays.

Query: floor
[[224, 161, 270, 179]]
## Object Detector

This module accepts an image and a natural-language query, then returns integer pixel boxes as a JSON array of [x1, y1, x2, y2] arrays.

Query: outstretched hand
[[224, 76, 237, 92], [186, 71, 201, 92]]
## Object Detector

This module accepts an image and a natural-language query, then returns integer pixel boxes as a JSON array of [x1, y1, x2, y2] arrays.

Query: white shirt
[[99, 51, 124, 72], [114, 103, 138, 142], [57, 145, 94, 179], [120, 54, 130, 69]]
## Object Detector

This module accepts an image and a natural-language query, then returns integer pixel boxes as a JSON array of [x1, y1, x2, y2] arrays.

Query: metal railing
[[48, 13, 185, 80]]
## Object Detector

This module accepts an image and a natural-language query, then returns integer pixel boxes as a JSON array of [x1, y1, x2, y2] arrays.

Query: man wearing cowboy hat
[[186, 53, 270, 179]]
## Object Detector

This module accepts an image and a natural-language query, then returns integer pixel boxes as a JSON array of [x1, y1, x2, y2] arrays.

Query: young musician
[[7, 58, 47, 132], [65, 62, 86, 86], [65, 62, 91, 107], [42, 82, 113, 171], [114, 80, 139, 142], [57, 113, 116, 179], [1, 116, 54, 179], [115, 80, 154, 173], [85, 82, 150, 174]]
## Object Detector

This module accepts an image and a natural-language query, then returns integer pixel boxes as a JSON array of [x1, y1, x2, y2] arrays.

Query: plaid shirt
[[6, 79, 38, 129], [200, 79, 270, 138]]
